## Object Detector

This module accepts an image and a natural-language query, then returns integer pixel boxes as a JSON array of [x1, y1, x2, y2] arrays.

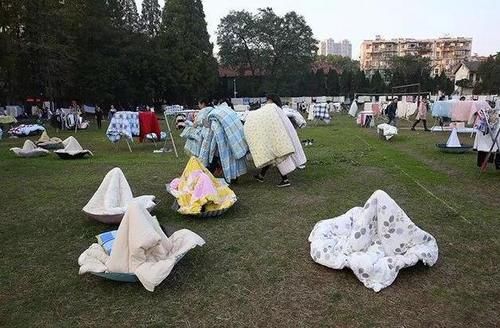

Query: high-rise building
[[360, 35, 472, 77], [319, 39, 352, 58]]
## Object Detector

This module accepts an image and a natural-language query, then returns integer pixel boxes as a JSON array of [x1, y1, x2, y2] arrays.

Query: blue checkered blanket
[[106, 111, 140, 143], [180, 107, 213, 156], [314, 104, 331, 123], [199, 105, 248, 181]]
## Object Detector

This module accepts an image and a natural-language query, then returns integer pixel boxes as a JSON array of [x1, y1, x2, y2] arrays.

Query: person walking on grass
[[95, 106, 103, 129], [252, 94, 306, 188], [386, 97, 398, 126], [411, 97, 430, 131]]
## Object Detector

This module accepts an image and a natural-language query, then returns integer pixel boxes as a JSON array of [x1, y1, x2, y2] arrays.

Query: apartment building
[[360, 35, 472, 77], [319, 39, 352, 58]]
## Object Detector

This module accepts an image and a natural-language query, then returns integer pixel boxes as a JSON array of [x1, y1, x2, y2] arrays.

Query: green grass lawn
[[0, 115, 498, 327]]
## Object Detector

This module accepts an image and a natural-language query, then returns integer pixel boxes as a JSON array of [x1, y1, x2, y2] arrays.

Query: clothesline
[[432, 100, 491, 124]]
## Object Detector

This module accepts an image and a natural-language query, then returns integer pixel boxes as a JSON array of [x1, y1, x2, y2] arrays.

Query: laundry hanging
[[138, 112, 161, 142], [313, 103, 331, 123], [349, 101, 358, 117], [106, 111, 140, 143]]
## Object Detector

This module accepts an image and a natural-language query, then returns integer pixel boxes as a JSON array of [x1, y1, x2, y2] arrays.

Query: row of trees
[[474, 54, 500, 94], [216, 8, 456, 97], [0, 0, 217, 106], [219, 54, 456, 97], [1, 3, 496, 105]]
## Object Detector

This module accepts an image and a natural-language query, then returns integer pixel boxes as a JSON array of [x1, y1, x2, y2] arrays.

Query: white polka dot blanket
[[308, 190, 439, 292]]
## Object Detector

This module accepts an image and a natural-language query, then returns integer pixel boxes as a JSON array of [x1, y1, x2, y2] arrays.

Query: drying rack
[[162, 109, 198, 158]]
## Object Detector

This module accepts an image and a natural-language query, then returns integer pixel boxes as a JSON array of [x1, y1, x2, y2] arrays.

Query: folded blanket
[[36, 131, 63, 146], [309, 190, 438, 292], [377, 124, 398, 140], [83, 167, 155, 217], [10, 140, 50, 157], [0, 115, 17, 124], [244, 103, 295, 168], [168, 157, 237, 215], [55, 136, 93, 156], [79, 201, 205, 292]]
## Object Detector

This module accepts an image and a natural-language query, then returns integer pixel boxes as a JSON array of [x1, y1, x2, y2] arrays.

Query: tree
[[14, 0, 77, 103], [317, 55, 359, 74], [369, 70, 386, 93], [475, 54, 500, 94], [159, 0, 217, 103], [387, 55, 432, 87], [339, 70, 353, 96], [312, 69, 327, 96], [140, 0, 161, 38], [217, 10, 260, 78], [119, 0, 140, 32], [352, 70, 369, 93], [434, 72, 454, 95], [326, 69, 340, 95], [217, 8, 317, 95], [0, 1, 24, 102], [455, 79, 472, 89]]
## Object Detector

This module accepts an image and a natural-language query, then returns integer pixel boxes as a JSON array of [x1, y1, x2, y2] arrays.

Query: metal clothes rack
[[162, 109, 198, 158]]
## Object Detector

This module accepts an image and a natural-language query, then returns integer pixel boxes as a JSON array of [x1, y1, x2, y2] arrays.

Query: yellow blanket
[[244, 103, 295, 168], [170, 157, 236, 215]]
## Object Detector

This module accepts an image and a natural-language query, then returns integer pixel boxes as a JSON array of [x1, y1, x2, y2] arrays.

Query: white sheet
[[283, 106, 306, 128], [309, 190, 438, 292], [377, 124, 398, 140], [79, 201, 205, 291], [349, 102, 358, 117], [83, 168, 155, 216], [276, 109, 307, 175], [10, 140, 50, 157], [474, 125, 500, 152], [55, 136, 93, 156]]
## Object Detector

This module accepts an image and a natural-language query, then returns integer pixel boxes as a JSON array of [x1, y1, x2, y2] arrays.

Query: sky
[[136, 0, 500, 59]]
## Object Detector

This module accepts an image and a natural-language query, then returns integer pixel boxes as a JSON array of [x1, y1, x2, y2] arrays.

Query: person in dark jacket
[[95, 106, 103, 129], [386, 97, 398, 125]]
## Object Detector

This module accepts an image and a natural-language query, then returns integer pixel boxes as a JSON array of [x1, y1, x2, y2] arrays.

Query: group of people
[[180, 95, 306, 188], [384, 97, 431, 131]]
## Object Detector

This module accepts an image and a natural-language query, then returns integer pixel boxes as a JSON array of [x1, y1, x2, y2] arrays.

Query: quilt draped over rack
[[106, 111, 140, 143], [432, 100, 491, 124]]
